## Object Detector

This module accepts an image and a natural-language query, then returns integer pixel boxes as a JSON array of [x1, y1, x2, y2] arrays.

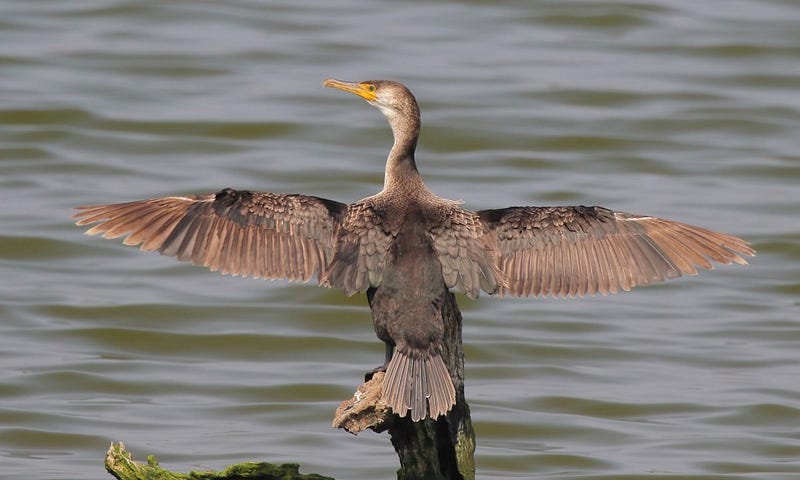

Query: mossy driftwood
[[106, 292, 475, 480], [104, 442, 333, 480]]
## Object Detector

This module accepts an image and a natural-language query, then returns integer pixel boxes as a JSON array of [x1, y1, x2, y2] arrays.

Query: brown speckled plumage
[[74, 79, 754, 422]]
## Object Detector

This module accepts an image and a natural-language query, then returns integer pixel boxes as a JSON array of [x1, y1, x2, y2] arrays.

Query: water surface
[[1, 1, 798, 478]]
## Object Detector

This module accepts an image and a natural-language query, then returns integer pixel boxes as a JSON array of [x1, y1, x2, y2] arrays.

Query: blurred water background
[[1, 1, 798, 478]]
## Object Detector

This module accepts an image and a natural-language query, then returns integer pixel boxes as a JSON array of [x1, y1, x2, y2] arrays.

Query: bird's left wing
[[74, 188, 347, 283]]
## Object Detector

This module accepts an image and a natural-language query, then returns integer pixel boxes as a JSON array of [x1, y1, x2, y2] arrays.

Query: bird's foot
[[364, 365, 386, 382]]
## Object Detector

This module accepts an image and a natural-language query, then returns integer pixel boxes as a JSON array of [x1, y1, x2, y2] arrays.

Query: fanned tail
[[383, 348, 456, 422]]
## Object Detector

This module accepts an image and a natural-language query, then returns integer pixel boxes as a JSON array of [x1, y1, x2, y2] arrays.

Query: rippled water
[[2, 1, 799, 479]]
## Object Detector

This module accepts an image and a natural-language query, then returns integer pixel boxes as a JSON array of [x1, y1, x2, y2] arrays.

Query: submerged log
[[333, 291, 476, 480], [104, 442, 333, 480]]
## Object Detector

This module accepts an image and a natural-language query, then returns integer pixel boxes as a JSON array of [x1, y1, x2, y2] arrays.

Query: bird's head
[[323, 78, 420, 127]]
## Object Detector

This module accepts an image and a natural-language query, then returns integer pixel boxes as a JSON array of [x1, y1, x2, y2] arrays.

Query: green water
[[1, 1, 798, 478]]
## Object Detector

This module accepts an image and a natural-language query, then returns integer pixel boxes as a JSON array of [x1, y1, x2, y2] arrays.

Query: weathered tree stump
[[333, 291, 475, 480]]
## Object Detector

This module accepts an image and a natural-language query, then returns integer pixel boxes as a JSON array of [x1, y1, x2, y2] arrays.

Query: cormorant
[[74, 78, 754, 422]]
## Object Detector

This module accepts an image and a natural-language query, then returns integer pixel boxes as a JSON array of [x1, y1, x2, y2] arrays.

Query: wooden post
[[334, 291, 476, 480]]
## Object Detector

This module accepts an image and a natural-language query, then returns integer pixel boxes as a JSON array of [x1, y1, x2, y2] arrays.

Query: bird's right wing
[[74, 188, 347, 283], [477, 205, 754, 298]]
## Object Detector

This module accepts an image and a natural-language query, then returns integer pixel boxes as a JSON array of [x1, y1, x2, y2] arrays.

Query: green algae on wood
[[104, 442, 334, 480]]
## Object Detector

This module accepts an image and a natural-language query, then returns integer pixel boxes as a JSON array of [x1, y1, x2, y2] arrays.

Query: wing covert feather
[[322, 201, 393, 296], [429, 204, 504, 299]]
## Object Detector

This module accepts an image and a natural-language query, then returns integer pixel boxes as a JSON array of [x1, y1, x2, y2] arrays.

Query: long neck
[[382, 109, 424, 194]]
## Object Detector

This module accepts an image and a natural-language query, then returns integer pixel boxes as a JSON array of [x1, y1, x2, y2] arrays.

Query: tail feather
[[383, 348, 456, 422]]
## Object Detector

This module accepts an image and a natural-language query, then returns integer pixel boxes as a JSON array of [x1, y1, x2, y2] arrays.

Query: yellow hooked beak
[[323, 78, 378, 102]]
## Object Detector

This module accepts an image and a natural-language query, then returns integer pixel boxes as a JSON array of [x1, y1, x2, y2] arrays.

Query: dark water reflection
[[2, 1, 798, 478]]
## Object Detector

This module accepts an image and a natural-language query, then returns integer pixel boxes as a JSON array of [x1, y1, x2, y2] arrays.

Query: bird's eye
[[368, 85, 376, 92]]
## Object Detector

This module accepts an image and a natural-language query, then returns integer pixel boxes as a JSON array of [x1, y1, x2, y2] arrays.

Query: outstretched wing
[[478, 205, 754, 297], [74, 188, 347, 283]]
